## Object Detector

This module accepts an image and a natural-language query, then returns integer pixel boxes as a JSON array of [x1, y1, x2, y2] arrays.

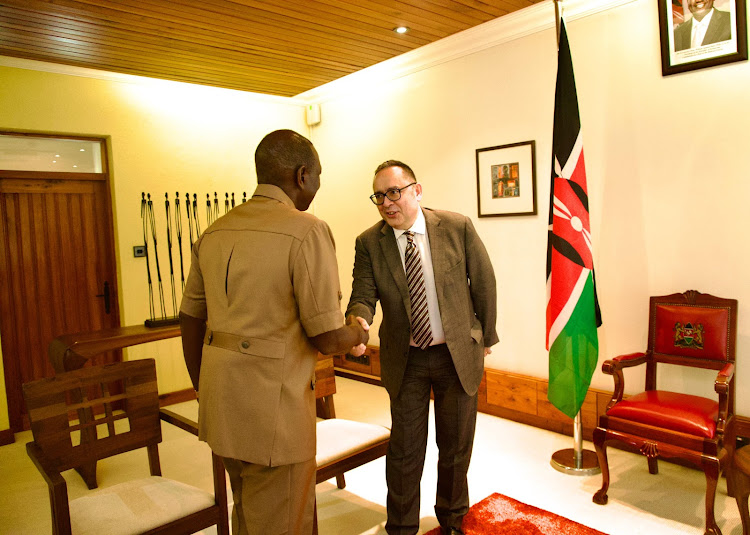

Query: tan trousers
[[223, 456, 316, 535]]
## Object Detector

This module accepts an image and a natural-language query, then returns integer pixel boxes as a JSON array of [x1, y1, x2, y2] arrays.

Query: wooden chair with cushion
[[23, 358, 229, 535], [313, 354, 391, 532], [592, 290, 738, 535]]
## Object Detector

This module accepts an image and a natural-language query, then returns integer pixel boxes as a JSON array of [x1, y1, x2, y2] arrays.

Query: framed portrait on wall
[[475, 140, 537, 218], [658, 0, 748, 75]]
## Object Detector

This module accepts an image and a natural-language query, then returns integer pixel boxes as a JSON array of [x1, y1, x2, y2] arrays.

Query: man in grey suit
[[346, 160, 498, 535], [674, 0, 732, 50]]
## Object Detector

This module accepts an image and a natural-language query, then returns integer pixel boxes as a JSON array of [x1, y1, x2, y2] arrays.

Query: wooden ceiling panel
[[0, 0, 543, 97]]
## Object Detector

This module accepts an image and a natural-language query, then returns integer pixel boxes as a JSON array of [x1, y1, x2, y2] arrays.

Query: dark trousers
[[385, 344, 478, 535]]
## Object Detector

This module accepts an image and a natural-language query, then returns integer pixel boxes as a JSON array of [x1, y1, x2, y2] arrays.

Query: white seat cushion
[[69, 476, 215, 535], [315, 419, 390, 467]]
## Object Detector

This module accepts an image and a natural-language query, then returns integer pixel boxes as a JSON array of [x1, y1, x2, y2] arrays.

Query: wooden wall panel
[[333, 346, 750, 443], [485, 370, 536, 414]]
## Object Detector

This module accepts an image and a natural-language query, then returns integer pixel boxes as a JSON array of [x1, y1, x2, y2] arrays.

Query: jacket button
[[241, 341, 249, 349]]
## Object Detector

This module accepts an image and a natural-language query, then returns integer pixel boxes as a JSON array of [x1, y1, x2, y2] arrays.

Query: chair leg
[[336, 474, 346, 489], [703, 460, 722, 535], [647, 456, 658, 475], [734, 469, 750, 535], [592, 429, 609, 505], [313, 496, 318, 535]]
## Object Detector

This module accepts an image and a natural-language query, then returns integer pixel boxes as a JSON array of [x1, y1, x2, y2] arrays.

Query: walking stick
[[141, 193, 155, 321], [147, 194, 167, 319], [175, 192, 185, 291], [164, 193, 177, 316], [185, 192, 195, 249], [192, 194, 201, 235]]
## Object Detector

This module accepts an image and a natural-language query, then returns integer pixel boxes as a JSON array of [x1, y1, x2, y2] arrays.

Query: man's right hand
[[311, 315, 369, 355], [347, 316, 369, 356]]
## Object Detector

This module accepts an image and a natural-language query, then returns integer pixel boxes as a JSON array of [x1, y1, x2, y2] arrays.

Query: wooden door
[[0, 144, 120, 432]]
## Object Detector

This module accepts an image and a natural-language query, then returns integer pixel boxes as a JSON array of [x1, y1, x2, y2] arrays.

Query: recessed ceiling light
[[80, 148, 85, 151], [393, 26, 409, 34]]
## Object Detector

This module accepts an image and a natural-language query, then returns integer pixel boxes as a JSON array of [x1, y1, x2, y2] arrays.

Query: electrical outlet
[[133, 245, 146, 257]]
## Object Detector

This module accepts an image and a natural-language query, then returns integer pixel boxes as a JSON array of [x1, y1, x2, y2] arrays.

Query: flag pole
[[550, 412, 600, 475]]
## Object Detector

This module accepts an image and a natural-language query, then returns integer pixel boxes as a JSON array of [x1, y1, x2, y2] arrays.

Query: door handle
[[96, 281, 111, 314]]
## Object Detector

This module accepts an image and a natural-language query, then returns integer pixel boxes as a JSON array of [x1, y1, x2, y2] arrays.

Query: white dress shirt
[[393, 207, 446, 347], [691, 9, 714, 48]]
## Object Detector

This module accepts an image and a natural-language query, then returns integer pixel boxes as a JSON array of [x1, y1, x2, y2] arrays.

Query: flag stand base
[[550, 448, 600, 476], [549, 411, 601, 476]]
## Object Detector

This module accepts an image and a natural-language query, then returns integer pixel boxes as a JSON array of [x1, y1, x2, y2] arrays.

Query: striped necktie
[[404, 231, 433, 349]]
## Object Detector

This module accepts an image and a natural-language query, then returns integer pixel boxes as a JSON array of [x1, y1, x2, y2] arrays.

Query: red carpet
[[425, 493, 607, 535]]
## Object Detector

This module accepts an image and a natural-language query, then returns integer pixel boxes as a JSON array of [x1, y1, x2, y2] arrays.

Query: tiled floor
[[0, 377, 744, 534]]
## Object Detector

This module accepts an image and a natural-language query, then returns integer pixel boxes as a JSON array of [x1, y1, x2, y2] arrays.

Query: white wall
[[308, 0, 750, 413]]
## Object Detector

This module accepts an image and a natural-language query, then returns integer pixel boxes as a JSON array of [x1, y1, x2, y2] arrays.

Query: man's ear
[[415, 182, 423, 201], [295, 165, 307, 188]]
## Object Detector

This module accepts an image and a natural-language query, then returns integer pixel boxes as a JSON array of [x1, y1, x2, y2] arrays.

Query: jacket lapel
[[424, 209, 447, 294], [379, 223, 411, 318]]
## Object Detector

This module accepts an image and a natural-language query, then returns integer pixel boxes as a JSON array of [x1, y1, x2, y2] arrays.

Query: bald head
[[255, 130, 317, 185], [254, 129, 322, 211]]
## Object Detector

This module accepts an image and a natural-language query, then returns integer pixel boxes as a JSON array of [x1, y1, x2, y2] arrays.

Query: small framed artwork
[[658, 0, 748, 75], [475, 140, 537, 218]]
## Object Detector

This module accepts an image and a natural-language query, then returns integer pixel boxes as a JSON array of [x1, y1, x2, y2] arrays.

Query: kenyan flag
[[546, 20, 602, 419]]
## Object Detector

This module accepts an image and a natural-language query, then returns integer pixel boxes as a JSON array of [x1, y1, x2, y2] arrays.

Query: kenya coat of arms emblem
[[674, 322, 704, 349]]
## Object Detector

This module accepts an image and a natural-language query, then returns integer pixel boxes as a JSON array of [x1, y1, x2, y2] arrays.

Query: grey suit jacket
[[674, 8, 732, 51], [346, 208, 499, 398]]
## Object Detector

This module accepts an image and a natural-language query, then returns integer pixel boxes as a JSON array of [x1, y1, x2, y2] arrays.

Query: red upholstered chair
[[592, 290, 738, 535]]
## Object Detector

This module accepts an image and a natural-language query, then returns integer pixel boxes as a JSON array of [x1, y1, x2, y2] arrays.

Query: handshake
[[346, 315, 370, 357]]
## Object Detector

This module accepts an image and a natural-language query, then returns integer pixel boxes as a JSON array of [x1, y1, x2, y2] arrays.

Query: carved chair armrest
[[602, 353, 648, 410], [715, 362, 735, 395], [26, 442, 72, 533], [601, 352, 648, 412], [159, 408, 199, 437], [714, 363, 735, 438], [605, 352, 649, 370]]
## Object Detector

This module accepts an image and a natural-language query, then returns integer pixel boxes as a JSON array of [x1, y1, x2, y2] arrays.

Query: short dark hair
[[374, 160, 416, 180], [255, 130, 317, 185]]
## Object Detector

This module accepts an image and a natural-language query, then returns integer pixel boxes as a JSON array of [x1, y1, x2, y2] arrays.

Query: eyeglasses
[[369, 182, 417, 205]]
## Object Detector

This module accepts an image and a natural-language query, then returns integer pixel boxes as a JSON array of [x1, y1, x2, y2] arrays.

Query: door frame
[[0, 130, 121, 433]]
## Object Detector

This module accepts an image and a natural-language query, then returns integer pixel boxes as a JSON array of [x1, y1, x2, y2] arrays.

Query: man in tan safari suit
[[179, 129, 369, 535]]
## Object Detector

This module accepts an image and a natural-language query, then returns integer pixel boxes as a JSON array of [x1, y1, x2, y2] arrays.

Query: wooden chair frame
[[23, 359, 229, 535], [312, 355, 390, 533], [592, 290, 738, 535]]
